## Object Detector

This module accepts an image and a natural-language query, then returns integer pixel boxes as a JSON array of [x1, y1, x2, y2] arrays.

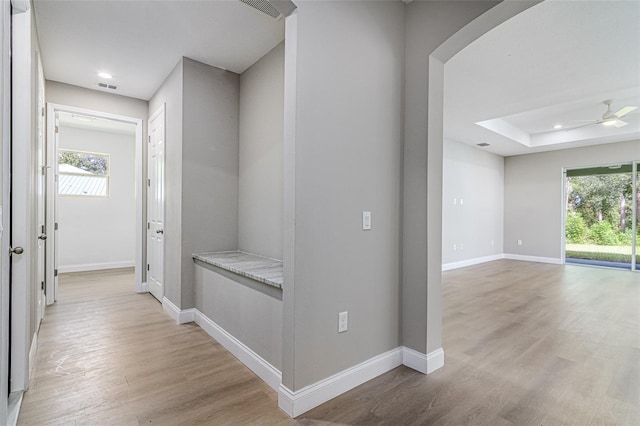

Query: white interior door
[[35, 54, 46, 324], [147, 106, 165, 302]]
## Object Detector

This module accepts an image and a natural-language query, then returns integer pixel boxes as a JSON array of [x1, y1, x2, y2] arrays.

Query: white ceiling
[[58, 111, 137, 135], [444, 0, 640, 157], [34, 0, 285, 101]]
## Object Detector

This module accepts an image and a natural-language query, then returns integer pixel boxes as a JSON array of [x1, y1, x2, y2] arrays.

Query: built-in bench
[[192, 251, 283, 289]]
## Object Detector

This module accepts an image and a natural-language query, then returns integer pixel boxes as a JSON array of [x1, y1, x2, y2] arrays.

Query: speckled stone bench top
[[193, 251, 283, 289]]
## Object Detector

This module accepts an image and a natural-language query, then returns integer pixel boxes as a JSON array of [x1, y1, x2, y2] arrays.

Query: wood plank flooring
[[18, 261, 640, 425], [299, 261, 640, 425], [18, 269, 291, 425]]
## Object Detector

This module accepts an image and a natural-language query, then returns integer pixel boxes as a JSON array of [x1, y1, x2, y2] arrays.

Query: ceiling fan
[[564, 100, 637, 131]]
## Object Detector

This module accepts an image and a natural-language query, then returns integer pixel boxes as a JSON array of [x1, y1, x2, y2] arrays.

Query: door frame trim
[[46, 103, 145, 296], [146, 104, 166, 301]]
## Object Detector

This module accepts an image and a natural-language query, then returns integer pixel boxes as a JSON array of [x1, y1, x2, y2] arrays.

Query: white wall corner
[[442, 254, 505, 272], [402, 346, 444, 374], [503, 254, 562, 265], [194, 310, 281, 391], [278, 347, 403, 418]]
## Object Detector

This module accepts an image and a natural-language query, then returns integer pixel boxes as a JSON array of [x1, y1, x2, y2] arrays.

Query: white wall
[[504, 139, 640, 259], [442, 139, 504, 266], [238, 42, 284, 260], [57, 126, 136, 271]]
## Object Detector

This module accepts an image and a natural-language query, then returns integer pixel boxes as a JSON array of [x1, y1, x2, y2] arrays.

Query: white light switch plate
[[338, 311, 348, 333], [362, 211, 371, 230]]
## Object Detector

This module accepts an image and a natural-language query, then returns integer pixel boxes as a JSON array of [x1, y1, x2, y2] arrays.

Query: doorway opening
[[564, 163, 638, 270], [46, 103, 145, 302]]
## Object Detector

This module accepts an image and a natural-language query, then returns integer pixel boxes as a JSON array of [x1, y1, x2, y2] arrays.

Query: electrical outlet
[[453, 244, 457, 251], [517, 240, 522, 246], [491, 239, 495, 247], [460, 198, 464, 205], [338, 311, 348, 333]]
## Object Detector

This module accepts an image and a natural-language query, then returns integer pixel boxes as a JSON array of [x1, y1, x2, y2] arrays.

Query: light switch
[[338, 311, 348, 333], [362, 211, 371, 230]]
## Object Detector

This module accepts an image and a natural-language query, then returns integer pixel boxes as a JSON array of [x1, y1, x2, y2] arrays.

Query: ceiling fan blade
[[613, 120, 629, 128], [568, 119, 599, 122], [614, 106, 637, 118], [564, 121, 600, 131]]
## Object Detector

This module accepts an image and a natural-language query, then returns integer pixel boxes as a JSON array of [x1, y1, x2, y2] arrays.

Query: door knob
[[156, 229, 164, 234], [10, 246, 24, 255], [39, 234, 47, 240]]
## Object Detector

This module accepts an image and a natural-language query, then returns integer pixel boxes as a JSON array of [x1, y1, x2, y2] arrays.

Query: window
[[58, 149, 110, 197]]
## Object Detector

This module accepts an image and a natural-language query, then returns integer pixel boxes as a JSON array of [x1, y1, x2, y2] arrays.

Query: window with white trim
[[58, 149, 110, 197]]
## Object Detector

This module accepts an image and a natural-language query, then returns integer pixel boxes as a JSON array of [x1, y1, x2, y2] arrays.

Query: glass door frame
[[562, 161, 638, 271]]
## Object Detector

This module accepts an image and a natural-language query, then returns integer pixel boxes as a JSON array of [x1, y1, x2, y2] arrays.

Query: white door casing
[[11, 5, 34, 392], [46, 103, 144, 299], [35, 54, 46, 324], [45, 114, 59, 305], [147, 105, 165, 302]]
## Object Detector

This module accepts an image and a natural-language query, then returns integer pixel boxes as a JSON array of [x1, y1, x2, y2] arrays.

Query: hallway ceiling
[[444, 0, 640, 157], [34, 0, 285, 100]]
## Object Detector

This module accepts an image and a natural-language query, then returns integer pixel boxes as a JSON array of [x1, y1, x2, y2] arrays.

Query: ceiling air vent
[[97, 82, 118, 90], [238, 0, 296, 20], [239, 0, 281, 19], [477, 143, 490, 147]]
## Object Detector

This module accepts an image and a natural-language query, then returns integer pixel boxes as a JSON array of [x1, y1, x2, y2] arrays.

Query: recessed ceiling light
[[553, 124, 562, 129], [97, 72, 113, 79]]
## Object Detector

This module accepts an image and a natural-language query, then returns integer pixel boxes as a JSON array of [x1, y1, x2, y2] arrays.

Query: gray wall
[[194, 264, 282, 370], [504, 140, 640, 259], [283, 0, 405, 391], [442, 139, 504, 265], [403, 0, 500, 354], [47, 81, 149, 124], [181, 58, 239, 308], [238, 43, 284, 260], [149, 60, 184, 306], [149, 57, 240, 309]]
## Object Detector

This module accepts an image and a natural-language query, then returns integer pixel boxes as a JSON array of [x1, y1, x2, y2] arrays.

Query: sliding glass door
[[565, 164, 635, 270], [635, 162, 639, 271]]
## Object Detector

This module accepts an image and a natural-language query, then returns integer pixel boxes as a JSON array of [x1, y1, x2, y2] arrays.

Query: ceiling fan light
[[602, 118, 617, 126]]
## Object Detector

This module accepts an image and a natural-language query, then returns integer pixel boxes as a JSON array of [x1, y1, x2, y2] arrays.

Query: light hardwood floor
[[18, 261, 640, 425]]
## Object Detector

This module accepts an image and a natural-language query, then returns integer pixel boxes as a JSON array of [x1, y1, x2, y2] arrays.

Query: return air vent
[[239, 0, 281, 19], [477, 143, 490, 147], [96, 82, 118, 90]]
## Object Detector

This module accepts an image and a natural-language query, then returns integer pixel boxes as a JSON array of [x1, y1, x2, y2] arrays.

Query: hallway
[[18, 269, 290, 425]]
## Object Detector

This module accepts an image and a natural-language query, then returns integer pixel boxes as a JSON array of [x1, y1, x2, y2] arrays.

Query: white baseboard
[[503, 254, 562, 264], [402, 346, 444, 374], [28, 332, 38, 382], [7, 392, 23, 426], [58, 261, 135, 273], [442, 254, 504, 271], [278, 347, 404, 418], [194, 310, 281, 391], [160, 299, 281, 391], [161, 303, 445, 418], [137, 281, 149, 293], [161, 297, 195, 324]]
